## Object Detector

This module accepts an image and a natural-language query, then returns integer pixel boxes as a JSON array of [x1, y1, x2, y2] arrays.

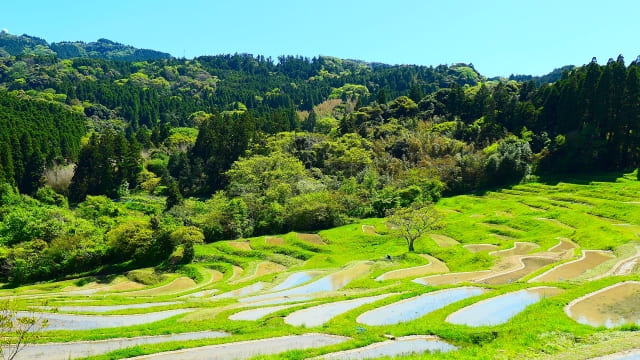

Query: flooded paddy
[[490, 242, 540, 257], [215, 282, 265, 299], [129, 333, 350, 360], [590, 349, 640, 360], [357, 287, 487, 326], [284, 293, 394, 327], [269, 271, 317, 292], [50, 301, 182, 313], [375, 255, 448, 281], [22, 309, 193, 331], [476, 256, 557, 285], [239, 262, 371, 303], [10, 331, 229, 360], [531, 250, 615, 282], [565, 281, 640, 328], [229, 304, 298, 321], [446, 287, 563, 326], [413, 270, 491, 286], [549, 238, 577, 252], [318, 335, 457, 359], [430, 234, 459, 247]]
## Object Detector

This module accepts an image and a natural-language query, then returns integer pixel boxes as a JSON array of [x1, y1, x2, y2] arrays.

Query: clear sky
[[2, 0, 640, 77]]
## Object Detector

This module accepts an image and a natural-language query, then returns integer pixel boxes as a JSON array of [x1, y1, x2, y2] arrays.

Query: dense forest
[[0, 32, 639, 284]]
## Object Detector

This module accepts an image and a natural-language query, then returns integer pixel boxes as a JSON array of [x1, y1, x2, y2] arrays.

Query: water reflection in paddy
[[284, 293, 394, 327], [269, 272, 316, 292], [565, 281, 640, 328], [446, 287, 562, 326], [357, 287, 487, 326], [239, 263, 370, 303], [319, 335, 457, 359]]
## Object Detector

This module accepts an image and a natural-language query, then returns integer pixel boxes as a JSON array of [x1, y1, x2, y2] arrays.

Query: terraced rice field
[[3, 173, 640, 359]]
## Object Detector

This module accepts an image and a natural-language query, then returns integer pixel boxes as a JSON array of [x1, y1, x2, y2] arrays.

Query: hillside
[[0, 32, 171, 61], [0, 172, 638, 359]]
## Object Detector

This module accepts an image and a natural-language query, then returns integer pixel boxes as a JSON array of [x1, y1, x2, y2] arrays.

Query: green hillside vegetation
[[0, 172, 637, 359]]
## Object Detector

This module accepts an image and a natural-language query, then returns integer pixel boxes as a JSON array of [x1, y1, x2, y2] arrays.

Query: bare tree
[[0, 300, 47, 360], [387, 203, 443, 252]]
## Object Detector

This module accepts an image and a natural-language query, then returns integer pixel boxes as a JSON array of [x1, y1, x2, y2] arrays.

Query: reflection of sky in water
[[285, 294, 392, 327], [576, 315, 631, 328], [53, 301, 181, 313], [447, 289, 546, 326], [240, 295, 312, 306], [216, 282, 265, 299], [240, 267, 363, 303], [19, 309, 191, 330], [269, 272, 314, 292], [358, 287, 486, 326], [230, 305, 295, 321], [322, 338, 457, 359]]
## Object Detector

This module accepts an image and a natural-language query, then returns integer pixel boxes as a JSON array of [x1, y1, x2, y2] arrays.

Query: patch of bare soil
[[232, 261, 287, 284], [464, 244, 499, 253], [376, 255, 449, 281], [362, 225, 378, 235], [228, 241, 252, 251], [429, 234, 459, 247], [265, 237, 285, 246], [531, 250, 615, 282], [490, 242, 540, 257], [296, 233, 326, 245], [126, 277, 197, 296]]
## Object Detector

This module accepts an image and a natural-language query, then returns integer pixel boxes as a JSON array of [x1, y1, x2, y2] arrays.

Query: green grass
[[6, 172, 640, 359]]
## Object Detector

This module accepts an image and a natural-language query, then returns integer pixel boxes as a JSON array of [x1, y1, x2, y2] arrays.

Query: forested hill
[[0, 32, 171, 61], [2, 32, 640, 283]]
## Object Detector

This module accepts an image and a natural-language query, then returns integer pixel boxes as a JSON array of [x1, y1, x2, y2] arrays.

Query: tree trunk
[[408, 239, 415, 252]]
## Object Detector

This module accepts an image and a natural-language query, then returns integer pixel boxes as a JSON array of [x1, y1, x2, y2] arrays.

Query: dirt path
[[531, 250, 615, 282], [8, 331, 229, 360], [128, 333, 350, 360], [375, 255, 448, 281]]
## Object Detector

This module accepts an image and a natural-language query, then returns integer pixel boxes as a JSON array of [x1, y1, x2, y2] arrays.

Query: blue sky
[[2, 0, 640, 77]]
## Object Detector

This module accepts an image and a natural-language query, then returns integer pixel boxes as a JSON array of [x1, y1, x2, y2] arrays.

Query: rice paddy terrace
[[3, 173, 640, 359]]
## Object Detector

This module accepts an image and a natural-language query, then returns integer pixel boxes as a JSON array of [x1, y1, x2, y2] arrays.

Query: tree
[[164, 181, 183, 211], [387, 203, 443, 252], [0, 300, 47, 360]]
